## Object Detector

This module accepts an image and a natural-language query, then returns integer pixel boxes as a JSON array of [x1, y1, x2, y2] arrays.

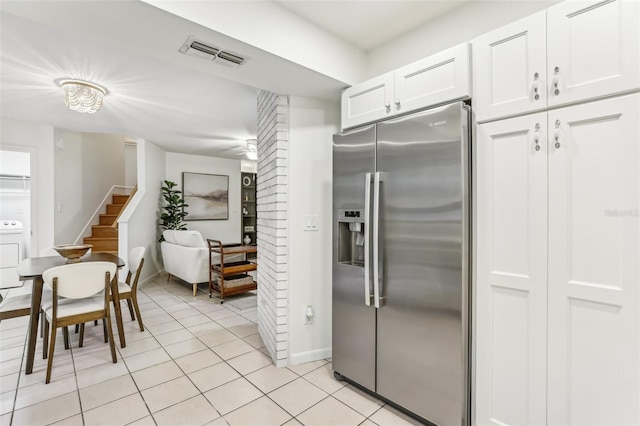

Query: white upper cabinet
[[341, 72, 394, 131], [474, 0, 639, 122], [394, 43, 470, 116], [341, 43, 470, 129], [473, 12, 547, 123], [546, 0, 640, 107]]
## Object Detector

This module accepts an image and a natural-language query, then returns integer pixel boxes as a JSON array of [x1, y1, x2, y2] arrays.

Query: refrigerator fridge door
[[375, 102, 470, 425], [332, 124, 377, 392]]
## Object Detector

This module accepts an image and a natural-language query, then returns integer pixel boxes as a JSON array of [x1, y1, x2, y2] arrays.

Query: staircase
[[83, 194, 129, 253]]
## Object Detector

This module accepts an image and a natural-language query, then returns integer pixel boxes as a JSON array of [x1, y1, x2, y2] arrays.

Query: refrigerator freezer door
[[332, 124, 377, 392], [375, 102, 469, 425]]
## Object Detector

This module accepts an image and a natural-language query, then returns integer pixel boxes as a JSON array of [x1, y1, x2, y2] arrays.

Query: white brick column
[[256, 90, 289, 366]]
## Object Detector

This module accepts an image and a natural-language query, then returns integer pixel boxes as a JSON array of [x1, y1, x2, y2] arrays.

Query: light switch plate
[[304, 215, 319, 231]]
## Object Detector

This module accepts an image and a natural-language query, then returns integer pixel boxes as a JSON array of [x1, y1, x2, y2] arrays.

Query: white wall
[[124, 142, 137, 187], [165, 152, 242, 243], [288, 96, 339, 364], [80, 132, 126, 224], [366, 0, 562, 78], [241, 160, 257, 174], [53, 132, 125, 244], [53, 130, 82, 245], [119, 139, 166, 283], [142, 0, 365, 85], [0, 119, 55, 256], [0, 150, 30, 175]]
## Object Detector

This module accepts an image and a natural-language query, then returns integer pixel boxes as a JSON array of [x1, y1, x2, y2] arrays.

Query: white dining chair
[[0, 282, 33, 321], [41, 261, 117, 383], [114, 247, 145, 331]]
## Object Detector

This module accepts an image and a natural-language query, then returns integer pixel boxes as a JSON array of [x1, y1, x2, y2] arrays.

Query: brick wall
[[256, 90, 290, 367]]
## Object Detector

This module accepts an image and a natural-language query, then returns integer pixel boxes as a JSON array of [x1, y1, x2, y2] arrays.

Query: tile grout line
[[130, 280, 224, 423], [5, 326, 27, 426], [134, 279, 273, 424], [3, 278, 393, 426], [69, 342, 85, 426]]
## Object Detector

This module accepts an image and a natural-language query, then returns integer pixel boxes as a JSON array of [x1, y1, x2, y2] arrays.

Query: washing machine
[[0, 220, 25, 289]]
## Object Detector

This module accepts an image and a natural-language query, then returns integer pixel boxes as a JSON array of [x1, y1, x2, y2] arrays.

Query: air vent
[[218, 51, 245, 66], [190, 41, 220, 57], [179, 36, 249, 68]]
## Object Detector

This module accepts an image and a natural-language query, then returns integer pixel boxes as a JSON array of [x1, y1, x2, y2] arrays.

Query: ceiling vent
[[179, 36, 249, 68]]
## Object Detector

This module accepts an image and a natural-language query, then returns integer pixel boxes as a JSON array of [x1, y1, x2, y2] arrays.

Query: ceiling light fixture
[[59, 79, 107, 114], [246, 139, 258, 160]]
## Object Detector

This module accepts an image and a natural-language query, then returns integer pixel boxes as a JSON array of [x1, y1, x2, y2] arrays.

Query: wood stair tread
[[85, 193, 130, 252]]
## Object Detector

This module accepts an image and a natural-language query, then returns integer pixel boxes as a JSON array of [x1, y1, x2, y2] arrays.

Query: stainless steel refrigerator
[[332, 101, 471, 426]]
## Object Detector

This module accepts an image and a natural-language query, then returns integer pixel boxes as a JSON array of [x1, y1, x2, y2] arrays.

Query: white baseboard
[[289, 347, 332, 366], [138, 269, 163, 289]]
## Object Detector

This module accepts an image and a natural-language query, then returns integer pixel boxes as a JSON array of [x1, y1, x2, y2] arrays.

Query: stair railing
[[73, 185, 135, 244], [111, 185, 137, 229]]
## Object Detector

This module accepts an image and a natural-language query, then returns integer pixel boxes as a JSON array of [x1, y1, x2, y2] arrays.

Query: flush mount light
[[246, 139, 258, 160], [59, 79, 107, 114]]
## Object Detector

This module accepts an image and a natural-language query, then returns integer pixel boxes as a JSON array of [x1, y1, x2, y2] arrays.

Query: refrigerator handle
[[373, 172, 384, 308], [364, 173, 373, 306]]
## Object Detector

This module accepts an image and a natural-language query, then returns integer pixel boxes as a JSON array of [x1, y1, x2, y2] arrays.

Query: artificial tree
[[159, 180, 188, 241]]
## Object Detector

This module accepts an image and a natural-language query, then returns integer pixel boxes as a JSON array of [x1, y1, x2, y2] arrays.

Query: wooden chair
[[114, 247, 145, 331], [1, 282, 56, 344], [42, 262, 117, 383], [0, 283, 33, 321]]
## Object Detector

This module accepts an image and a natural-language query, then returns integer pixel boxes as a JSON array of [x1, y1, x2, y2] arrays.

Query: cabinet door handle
[[384, 101, 391, 110], [534, 123, 541, 151], [554, 119, 561, 148], [533, 72, 540, 101], [394, 99, 401, 109], [553, 66, 560, 96]]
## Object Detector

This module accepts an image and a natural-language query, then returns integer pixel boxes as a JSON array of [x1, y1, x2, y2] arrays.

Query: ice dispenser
[[337, 209, 365, 267]]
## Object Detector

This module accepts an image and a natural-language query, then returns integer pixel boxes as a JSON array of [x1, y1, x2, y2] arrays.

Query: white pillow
[[173, 230, 206, 248], [162, 230, 178, 244]]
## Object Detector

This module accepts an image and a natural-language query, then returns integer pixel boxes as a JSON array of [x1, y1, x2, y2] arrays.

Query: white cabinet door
[[394, 42, 470, 115], [547, 0, 640, 107], [547, 94, 640, 426], [473, 12, 547, 123], [476, 112, 548, 426], [341, 72, 394, 130]]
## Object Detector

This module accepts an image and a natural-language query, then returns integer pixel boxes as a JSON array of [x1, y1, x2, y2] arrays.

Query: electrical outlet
[[304, 305, 314, 325]]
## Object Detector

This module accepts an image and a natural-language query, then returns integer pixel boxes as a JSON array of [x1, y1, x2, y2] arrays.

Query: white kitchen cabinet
[[547, 0, 640, 108], [394, 43, 470, 116], [341, 43, 470, 129], [547, 94, 640, 426], [476, 93, 640, 425], [473, 12, 547, 123], [341, 72, 394, 131], [474, 0, 639, 123], [476, 112, 548, 426]]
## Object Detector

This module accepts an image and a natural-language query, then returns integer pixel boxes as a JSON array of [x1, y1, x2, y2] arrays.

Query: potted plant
[[159, 180, 188, 241]]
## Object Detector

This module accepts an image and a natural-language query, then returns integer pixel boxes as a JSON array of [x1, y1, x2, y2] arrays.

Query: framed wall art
[[182, 172, 229, 220]]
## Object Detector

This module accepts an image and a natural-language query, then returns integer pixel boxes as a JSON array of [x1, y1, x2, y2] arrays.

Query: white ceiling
[[0, 0, 469, 158], [275, 1, 471, 51]]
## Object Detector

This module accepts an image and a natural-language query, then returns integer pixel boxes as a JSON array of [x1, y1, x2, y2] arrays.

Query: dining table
[[17, 252, 126, 375]]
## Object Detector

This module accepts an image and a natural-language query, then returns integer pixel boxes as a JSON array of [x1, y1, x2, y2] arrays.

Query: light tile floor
[[0, 277, 422, 426]]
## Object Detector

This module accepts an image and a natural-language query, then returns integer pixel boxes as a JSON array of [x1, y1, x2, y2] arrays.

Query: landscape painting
[[182, 172, 229, 220]]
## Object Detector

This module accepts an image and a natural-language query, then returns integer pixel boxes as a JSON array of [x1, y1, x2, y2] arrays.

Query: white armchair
[[161, 230, 209, 296], [160, 230, 241, 296]]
